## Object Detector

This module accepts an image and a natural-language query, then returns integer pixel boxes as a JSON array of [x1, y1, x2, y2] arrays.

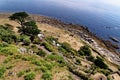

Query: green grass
[[0, 66, 6, 78], [24, 72, 35, 80], [42, 42, 54, 52], [0, 44, 18, 56]]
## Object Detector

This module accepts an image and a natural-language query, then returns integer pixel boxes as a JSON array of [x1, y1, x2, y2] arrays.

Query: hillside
[[0, 12, 120, 80]]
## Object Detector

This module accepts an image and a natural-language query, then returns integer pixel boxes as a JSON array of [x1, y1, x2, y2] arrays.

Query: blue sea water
[[0, 0, 120, 44]]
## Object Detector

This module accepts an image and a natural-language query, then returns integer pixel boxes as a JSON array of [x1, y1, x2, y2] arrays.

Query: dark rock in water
[[109, 36, 119, 43]]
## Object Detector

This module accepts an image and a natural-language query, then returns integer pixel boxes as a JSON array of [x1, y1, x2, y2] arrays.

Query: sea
[[0, 0, 120, 47]]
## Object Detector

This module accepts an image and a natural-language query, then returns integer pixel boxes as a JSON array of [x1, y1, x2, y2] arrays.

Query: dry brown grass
[[0, 55, 6, 65], [37, 23, 83, 50]]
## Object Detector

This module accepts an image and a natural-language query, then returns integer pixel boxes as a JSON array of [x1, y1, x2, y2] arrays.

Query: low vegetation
[[0, 12, 118, 80], [24, 72, 35, 80], [94, 56, 108, 69]]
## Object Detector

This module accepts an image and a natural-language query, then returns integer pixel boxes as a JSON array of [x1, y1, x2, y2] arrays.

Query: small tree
[[19, 21, 40, 41], [94, 56, 108, 69], [9, 12, 29, 25], [78, 46, 91, 56], [9, 12, 40, 41]]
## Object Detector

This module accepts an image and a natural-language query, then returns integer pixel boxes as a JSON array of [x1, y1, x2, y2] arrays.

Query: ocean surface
[[0, 0, 120, 45]]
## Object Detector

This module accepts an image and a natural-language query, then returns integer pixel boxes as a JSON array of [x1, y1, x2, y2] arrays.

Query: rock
[[8, 71, 13, 76], [18, 47, 27, 54], [38, 33, 45, 40], [57, 43, 61, 47], [52, 40, 56, 46]]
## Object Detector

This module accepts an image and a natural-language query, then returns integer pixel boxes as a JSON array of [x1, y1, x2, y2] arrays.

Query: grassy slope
[[0, 14, 119, 80]]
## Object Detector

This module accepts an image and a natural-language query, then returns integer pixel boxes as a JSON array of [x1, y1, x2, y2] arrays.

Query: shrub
[[19, 34, 29, 42], [31, 60, 42, 66], [33, 37, 41, 44], [86, 55, 95, 62], [0, 67, 6, 78], [60, 42, 77, 55], [44, 62, 53, 70], [22, 55, 36, 61], [78, 50, 84, 56], [0, 45, 18, 56], [0, 25, 17, 44], [42, 71, 52, 80], [46, 36, 58, 45], [23, 38, 31, 45], [68, 66, 88, 80], [118, 66, 120, 71], [75, 58, 81, 65], [94, 57, 108, 69], [39, 66, 48, 72], [78, 46, 91, 56], [61, 42, 72, 52], [42, 42, 54, 52], [3, 56, 12, 63], [47, 54, 66, 67], [17, 71, 25, 77], [1, 34, 16, 44], [37, 49, 46, 57], [0, 42, 8, 47], [58, 46, 67, 53], [24, 72, 35, 80], [98, 69, 111, 76], [31, 44, 39, 53]]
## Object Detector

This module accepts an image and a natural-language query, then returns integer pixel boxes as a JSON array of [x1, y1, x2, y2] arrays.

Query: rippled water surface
[[0, 0, 120, 42]]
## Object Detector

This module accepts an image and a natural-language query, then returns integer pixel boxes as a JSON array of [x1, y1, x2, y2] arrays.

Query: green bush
[[47, 54, 66, 67], [24, 72, 35, 80], [39, 66, 48, 72], [22, 56, 35, 61], [60, 42, 77, 55], [98, 69, 110, 76], [86, 55, 95, 62], [58, 46, 67, 53], [33, 37, 41, 44], [68, 66, 88, 80], [17, 71, 25, 77], [19, 34, 29, 42], [0, 42, 9, 47], [23, 37, 31, 45], [75, 58, 81, 65], [42, 42, 54, 52], [46, 36, 58, 45], [1, 34, 17, 44], [30, 44, 39, 53], [94, 57, 108, 69], [31, 60, 42, 66], [3, 56, 12, 63], [118, 66, 120, 71], [37, 49, 46, 57], [0, 45, 18, 56], [78, 50, 84, 56], [44, 62, 53, 70], [78, 46, 91, 56], [0, 25, 17, 44], [0, 67, 6, 78], [42, 71, 52, 80], [61, 42, 72, 52]]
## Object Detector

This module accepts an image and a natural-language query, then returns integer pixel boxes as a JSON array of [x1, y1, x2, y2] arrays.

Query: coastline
[[31, 14, 119, 54], [0, 13, 120, 65]]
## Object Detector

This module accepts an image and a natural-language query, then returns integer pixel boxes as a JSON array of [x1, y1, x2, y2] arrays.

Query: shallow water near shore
[[0, 0, 120, 47]]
